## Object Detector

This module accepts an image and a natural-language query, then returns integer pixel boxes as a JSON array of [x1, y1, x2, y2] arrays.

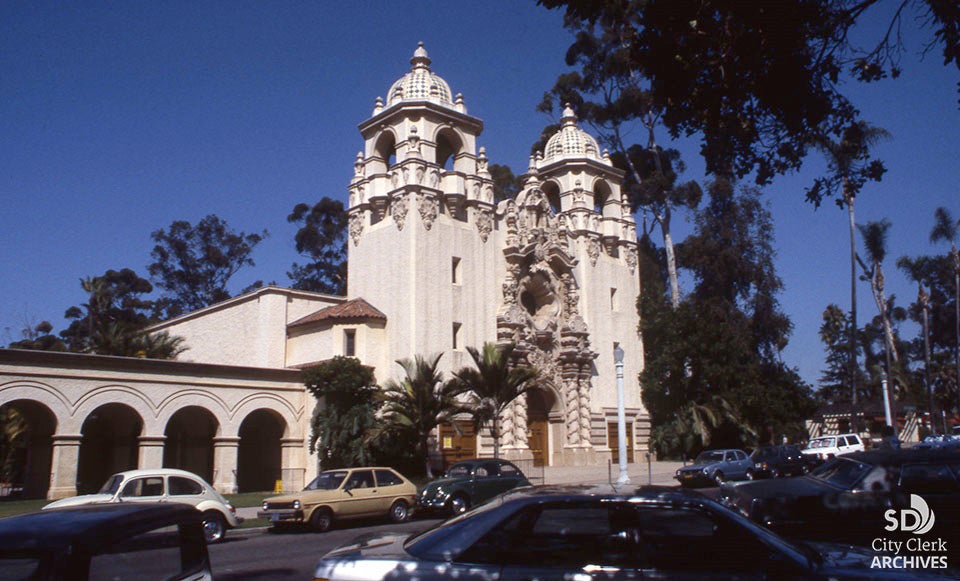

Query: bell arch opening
[[435, 127, 463, 171], [78, 403, 143, 494], [163, 406, 218, 484], [369, 131, 397, 174], [542, 180, 561, 215], [0, 400, 56, 499]]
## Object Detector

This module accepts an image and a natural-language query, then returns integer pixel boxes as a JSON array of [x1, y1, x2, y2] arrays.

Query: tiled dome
[[387, 43, 454, 108], [543, 105, 601, 162]]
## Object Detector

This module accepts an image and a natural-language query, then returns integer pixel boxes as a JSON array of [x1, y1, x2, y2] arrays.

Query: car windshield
[[750, 448, 776, 460], [445, 464, 473, 477], [305, 471, 348, 490], [98, 474, 124, 495], [694, 451, 725, 463], [810, 458, 872, 489]]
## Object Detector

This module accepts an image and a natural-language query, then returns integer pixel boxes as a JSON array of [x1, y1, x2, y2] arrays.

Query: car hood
[[678, 463, 716, 472], [325, 532, 410, 560], [44, 494, 114, 509], [265, 489, 348, 503], [725, 476, 833, 500], [421, 476, 468, 491]]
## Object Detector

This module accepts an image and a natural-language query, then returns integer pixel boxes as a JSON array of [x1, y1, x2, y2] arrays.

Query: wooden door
[[527, 419, 548, 467], [607, 422, 635, 464], [440, 422, 476, 469]]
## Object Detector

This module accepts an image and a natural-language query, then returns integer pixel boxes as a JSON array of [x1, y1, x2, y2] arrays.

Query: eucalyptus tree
[[930, 206, 960, 411], [377, 354, 466, 478], [452, 343, 540, 459], [287, 198, 348, 295]]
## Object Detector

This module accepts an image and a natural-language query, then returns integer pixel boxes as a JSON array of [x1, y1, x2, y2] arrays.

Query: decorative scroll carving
[[349, 213, 364, 246], [587, 238, 601, 266], [624, 246, 638, 274], [418, 193, 438, 230], [476, 209, 493, 242], [391, 194, 408, 230]]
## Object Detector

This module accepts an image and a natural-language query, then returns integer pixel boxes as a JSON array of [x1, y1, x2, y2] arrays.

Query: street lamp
[[614, 344, 630, 485]]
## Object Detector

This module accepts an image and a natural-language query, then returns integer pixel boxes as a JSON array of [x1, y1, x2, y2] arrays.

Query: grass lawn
[[0, 498, 48, 519]]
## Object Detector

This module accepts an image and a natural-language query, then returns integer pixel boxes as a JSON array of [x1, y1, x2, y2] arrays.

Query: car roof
[[452, 459, 515, 465], [109, 468, 207, 480], [0, 503, 201, 554], [841, 448, 960, 466]]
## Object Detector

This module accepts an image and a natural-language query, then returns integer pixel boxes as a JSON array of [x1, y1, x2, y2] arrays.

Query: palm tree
[[810, 121, 890, 429], [897, 256, 937, 433], [376, 354, 465, 478], [452, 343, 540, 459], [857, 220, 900, 415], [930, 207, 960, 412]]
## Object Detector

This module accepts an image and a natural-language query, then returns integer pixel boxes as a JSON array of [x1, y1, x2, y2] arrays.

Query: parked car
[[43, 468, 240, 543], [801, 433, 865, 464], [417, 458, 530, 515], [915, 435, 960, 450], [720, 448, 960, 547], [315, 484, 954, 580], [674, 448, 753, 486], [0, 503, 212, 580], [258, 466, 416, 531], [749, 445, 808, 478]]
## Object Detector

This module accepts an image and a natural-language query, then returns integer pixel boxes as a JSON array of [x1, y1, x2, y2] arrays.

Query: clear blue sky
[[2, 1, 958, 388]]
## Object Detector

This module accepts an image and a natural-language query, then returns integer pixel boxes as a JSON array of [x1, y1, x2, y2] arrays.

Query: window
[[89, 525, 203, 580], [120, 477, 164, 498], [374, 469, 403, 487], [169, 477, 203, 496], [452, 257, 461, 284], [610, 287, 618, 311], [900, 463, 960, 495], [501, 463, 519, 476], [452, 322, 461, 349], [344, 329, 356, 357], [345, 470, 374, 489]]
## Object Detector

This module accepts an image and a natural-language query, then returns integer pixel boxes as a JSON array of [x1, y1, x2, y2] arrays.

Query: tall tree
[[930, 206, 960, 411], [488, 164, 524, 202], [540, 0, 960, 186], [818, 304, 857, 405], [857, 220, 900, 396], [808, 122, 889, 425], [7, 321, 67, 352], [287, 198, 348, 295], [376, 354, 466, 477], [452, 343, 541, 459], [148, 215, 267, 317], [303, 357, 380, 469]]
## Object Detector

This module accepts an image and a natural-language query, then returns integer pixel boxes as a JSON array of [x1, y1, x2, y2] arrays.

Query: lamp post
[[614, 344, 630, 485], [881, 369, 893, 428]]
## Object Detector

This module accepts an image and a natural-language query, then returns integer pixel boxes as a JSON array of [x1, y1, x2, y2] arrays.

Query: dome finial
[[562, 103, 577, 126], [411, 41, 431, 69]]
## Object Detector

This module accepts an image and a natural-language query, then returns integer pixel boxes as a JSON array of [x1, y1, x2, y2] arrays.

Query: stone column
[[212, 437, 240, 495], [280, 437, 305, 494], [138, 435, 166, 470], [48, 434, 82, 500]]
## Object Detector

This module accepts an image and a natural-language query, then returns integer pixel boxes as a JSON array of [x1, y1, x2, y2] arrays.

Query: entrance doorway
[[526, 390, 551, 467], [439, 421, 475, 469], [607, 422, 635, 464]]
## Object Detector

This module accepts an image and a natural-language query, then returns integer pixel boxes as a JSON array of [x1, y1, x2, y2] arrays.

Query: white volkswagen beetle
[[44, 468, 241, 543]]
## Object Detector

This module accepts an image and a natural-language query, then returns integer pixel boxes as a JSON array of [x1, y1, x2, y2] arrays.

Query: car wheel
[[310, 507, 333, 532], [746, 469, 755, 481], [713, 471, 725, 485], [202, 511, 226, 544], [389, 499, 410, 523], [448, 494, 470, 515]]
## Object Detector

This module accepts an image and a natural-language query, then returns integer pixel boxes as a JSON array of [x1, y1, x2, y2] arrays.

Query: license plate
[[270, 514, 281, 522], [682, 473, 693, 479]]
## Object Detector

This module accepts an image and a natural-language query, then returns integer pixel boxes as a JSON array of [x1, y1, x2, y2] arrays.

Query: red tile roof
[[288, 297, 386, 328]]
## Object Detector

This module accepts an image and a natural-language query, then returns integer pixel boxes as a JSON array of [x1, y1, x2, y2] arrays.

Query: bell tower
[[346, 44, 499, 376]]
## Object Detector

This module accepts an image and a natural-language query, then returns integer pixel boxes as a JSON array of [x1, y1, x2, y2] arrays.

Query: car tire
[[310, 507, 333, 532], [202, 511, 226, 544], [713, 471, 725, 486], [448, 494, 470, 515], [746, 469, 755, 481], [389, 499, 410, 523]]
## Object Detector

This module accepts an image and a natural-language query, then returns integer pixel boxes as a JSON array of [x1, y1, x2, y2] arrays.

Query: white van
[[801, 433, 865, 462]]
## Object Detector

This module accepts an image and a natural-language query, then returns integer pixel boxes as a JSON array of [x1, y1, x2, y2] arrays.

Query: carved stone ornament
[[625, 246, 638, 274], [418, 193, 438, 230], [391, 194, 408, 231], [476, 209, 493, 242], [349, 213, 364, 246], [587, 238, 601, 266]]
